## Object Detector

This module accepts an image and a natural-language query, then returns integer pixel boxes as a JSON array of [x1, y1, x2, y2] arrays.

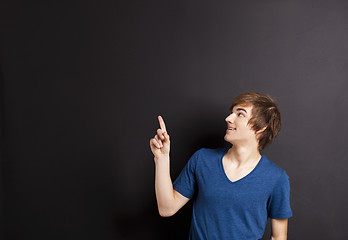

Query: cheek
[[245, 124, 257, 135]]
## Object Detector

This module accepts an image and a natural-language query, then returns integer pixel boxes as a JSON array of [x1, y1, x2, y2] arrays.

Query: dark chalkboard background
[[1, 0, 348, 239]]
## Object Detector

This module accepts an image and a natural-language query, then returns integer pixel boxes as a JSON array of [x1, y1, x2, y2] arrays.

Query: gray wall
[[1, 0, 348, 239]]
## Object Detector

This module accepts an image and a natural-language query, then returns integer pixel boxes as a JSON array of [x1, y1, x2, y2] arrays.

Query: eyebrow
[[236, 108, 248, 113]]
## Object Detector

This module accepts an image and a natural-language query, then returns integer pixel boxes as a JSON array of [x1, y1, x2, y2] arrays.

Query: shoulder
[[195, 147, 228, 158], [190, 147, 228, 167], [261, 156, 289, 182]]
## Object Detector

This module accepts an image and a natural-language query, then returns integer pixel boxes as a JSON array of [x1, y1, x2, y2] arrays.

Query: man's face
[[224, 104, 258, 145]]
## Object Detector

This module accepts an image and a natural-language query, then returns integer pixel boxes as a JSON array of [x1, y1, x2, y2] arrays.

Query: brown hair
[[229, 92, 281, 150]]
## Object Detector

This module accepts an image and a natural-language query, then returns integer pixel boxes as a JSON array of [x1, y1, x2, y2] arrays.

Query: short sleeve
[[172, 149, 200, 199], [267, 170, 293, 219]]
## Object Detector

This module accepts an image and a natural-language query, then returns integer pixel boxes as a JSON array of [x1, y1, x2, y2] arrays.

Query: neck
[[225, 144, 261, 168]]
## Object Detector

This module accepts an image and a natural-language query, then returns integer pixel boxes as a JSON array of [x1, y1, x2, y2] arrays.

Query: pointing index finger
[[158, 115, 167, 133]]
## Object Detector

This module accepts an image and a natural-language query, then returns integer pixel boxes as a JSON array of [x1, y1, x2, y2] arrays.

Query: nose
[[225, 113, 235, 123]]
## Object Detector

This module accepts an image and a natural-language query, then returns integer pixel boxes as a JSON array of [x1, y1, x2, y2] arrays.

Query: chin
[[224, 135, 233, 144]]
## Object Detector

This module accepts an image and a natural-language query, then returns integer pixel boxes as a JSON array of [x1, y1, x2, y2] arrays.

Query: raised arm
[[150, 116, 190, 217]]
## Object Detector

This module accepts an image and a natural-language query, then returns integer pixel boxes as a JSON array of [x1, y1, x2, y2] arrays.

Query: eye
[[238, 113, 244, 117]]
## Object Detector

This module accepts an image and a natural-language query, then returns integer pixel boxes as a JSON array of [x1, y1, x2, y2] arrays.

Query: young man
[[150, 92, 292, 240]]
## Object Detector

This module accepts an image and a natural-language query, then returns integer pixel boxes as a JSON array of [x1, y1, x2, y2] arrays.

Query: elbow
[[158, 207, 176, 217], [159, 211, 174, 217], [271, 236, 287, 240]]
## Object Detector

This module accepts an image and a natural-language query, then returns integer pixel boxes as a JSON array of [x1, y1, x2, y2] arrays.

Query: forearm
[[155, 156, 176, 216]]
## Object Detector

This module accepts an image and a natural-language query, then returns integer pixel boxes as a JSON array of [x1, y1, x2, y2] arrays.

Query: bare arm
[[270, 218, 288, 240], [150, 116, 190, 217]]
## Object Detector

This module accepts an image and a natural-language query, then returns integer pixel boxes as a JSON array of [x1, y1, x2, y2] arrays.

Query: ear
[[256, 126, 267, 135]]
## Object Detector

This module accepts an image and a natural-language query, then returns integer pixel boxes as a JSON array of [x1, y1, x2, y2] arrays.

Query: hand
[[150, 116, 170, 161]]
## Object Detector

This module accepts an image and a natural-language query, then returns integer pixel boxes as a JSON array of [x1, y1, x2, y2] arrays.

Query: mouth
[[227, 127, 236, 131]]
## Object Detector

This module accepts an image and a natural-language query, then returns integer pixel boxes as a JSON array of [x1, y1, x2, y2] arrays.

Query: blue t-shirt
[[173, 147, 293, 240]]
